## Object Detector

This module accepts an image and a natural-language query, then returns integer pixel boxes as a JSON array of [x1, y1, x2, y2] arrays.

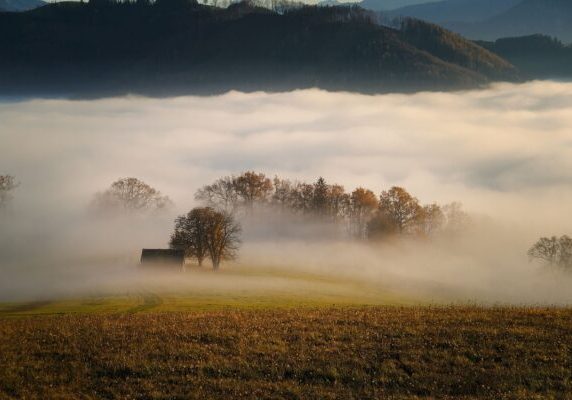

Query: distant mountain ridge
[[0, 0, 45, 12], [0, 1, 519, 97], [479, 34, 572, 78], [446, 0, 572, 43], [358, 0, 435, 11], [381, 0, 521, 24]]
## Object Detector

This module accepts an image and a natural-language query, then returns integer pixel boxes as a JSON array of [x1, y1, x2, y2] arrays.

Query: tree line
[[195, 171, 470, 240], [6, 172, 571, 272], [0, 175, 18, 210]]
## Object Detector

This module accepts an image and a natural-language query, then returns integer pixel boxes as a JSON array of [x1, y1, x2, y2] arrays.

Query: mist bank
[[1, 81, 572, 304]]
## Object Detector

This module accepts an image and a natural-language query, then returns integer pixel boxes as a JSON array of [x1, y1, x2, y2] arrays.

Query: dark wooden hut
[[140, 249, 185, 270]]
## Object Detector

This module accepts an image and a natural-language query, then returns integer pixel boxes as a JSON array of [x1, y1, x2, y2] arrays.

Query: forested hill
[[0, 0, 519, 97]]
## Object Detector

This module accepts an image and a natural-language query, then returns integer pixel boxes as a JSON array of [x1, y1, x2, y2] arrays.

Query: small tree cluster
[[196, 171, 470, 240], [528, 235, 572, 269], [170, 207, 241, 270], [91, 177, 172, 215], [0, 174, 18, 210]]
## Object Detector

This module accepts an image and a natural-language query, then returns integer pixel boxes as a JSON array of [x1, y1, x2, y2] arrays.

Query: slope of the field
[[1, 307, 571, 399], [0, 266, 412, 317]]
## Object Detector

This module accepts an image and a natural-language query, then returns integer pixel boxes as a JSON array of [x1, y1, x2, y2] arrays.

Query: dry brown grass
[[1, 307, 572, 399]]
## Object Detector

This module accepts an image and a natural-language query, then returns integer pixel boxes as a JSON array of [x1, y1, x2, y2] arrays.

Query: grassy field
[[1, 307, 572, 399], [0, 266, 411, 317], [1, 267, 571, 399]]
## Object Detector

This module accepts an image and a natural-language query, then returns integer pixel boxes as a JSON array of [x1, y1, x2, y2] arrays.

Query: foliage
[[169, 208, 210, 266], [0, 174, 18, 209], [196, 171, 469, 241], [170, 207, 241, 269], [528, 235, 572, 269], [91, 177, 172, 215], [0, 0, 520, 97]]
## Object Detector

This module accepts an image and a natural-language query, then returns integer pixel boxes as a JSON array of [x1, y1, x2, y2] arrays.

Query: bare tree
[[528, 235, 572, 269], [419, 203, 445, 237], [329, 184, 349, 222], [169, 208, 210, 267], [195, 175, 239, 212], [271, 177, 294, 212], [195, 171, 273, 212], [92, 177, 172, 214], [442, 202, 471, 233], [0, 175, 19, 210], [169, 207, 241, 270], [203, 208, 242, 270]]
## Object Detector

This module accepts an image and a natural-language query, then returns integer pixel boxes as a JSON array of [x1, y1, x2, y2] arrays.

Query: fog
[[1, 80, 572, 304]]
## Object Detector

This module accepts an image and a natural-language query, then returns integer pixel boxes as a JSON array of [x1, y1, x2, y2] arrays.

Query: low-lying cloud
[[1, 80, 572, 304]]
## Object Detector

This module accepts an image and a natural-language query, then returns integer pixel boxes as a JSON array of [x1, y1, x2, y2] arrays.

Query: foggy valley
[[2, 81, 572, 304]]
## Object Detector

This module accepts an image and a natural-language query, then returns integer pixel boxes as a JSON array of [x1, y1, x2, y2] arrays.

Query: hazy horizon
[[1, 80, 572, 304]]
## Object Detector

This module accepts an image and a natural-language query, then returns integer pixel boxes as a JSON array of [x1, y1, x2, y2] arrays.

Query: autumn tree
[[348, 188, 377, 238], [203, 208, 242, 270], [234, 171, 273, 210], [377, 186, 423, 234], [367, 212, 400, 239], [91, 177, 172, 214], [169, 207, 241, 270], [195, 171, 272, 212], [528, 235, 572, 269], [169, 208, 210, 266], [0, 175, 18, 210]]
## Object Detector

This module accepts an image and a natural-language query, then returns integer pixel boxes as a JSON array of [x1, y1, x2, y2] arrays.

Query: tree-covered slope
[[447, 0, 572, 43], [0, 0, 519, 97], [0, 0, 44, 12]]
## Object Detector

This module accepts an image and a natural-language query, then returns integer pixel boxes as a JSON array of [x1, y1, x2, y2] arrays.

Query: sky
[[1, 80, 572, 303]]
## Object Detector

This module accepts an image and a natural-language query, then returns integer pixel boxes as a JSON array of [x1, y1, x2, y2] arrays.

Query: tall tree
[[203, 208, 242, 270], [442, 202, 471, 233], [329, 184, 350, 222], [528, 235, 572, 269], [169, 208, 210, 266], [271, 177, 294, 212], [234, 171, 273, 210], [195, 176, 239, 212], [349, 187, 377, 238], [0, 174, 18, 210], [169, 207, 241, 270], [378, 186, 423, 234], [92, 177, 172, 214], [312, 177, 329, 216], [419, 203, 445, 237]]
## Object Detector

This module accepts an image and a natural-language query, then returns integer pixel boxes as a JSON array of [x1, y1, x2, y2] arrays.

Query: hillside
[[0, 1, 519, 97], [447, 0, 572, 43], [358, 0, 434, 11], [0, 0, 44, 11], [479, 34, 572, 78], [382, 0, 520, 24]]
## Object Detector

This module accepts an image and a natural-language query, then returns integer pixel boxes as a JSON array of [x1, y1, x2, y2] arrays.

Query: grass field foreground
[[1, 306, 572, 399]]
